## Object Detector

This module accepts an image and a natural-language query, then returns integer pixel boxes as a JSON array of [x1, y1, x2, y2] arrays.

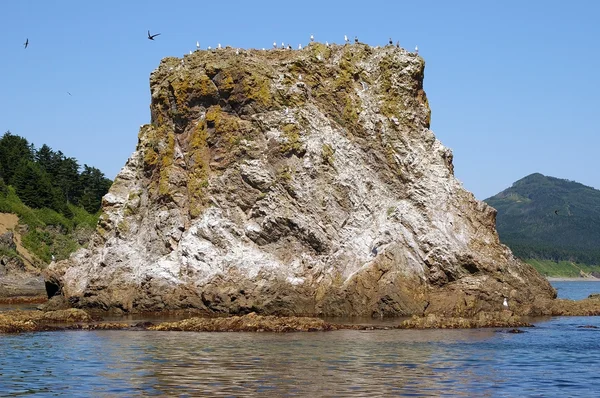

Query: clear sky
[[1, 0, 599, 200]]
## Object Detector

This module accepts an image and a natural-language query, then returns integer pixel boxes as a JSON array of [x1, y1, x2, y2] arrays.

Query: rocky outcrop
[[46, 43, 556, 317]]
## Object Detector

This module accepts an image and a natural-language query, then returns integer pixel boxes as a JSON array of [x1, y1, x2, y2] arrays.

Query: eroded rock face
[[46, 43, 556, 316]]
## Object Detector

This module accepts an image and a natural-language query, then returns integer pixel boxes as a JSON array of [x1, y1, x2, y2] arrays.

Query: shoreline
[[546, 277, 600, 282]]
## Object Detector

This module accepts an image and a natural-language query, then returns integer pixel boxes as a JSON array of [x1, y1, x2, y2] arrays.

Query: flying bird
[[67, 92, 72, 96], [554, 209, 559, 215], [147, 30, 161, 40], [24, 38, 28, 49]]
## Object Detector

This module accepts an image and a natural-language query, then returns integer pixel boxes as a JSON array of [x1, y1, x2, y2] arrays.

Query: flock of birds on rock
[[21, 32, 419, 96], [143, 32, 419, 55]]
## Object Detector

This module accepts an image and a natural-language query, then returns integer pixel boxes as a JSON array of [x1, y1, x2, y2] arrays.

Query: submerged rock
[[0, 308, 92, 333], [46, 43, 556, 317], [398, 312, 532, 329], [149, 312, 336, 332]]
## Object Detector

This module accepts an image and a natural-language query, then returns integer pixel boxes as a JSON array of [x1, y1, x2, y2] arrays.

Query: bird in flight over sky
[[147, 30, 161, 40], [554, 209, 559, 215], [24, 38, 28, 49]]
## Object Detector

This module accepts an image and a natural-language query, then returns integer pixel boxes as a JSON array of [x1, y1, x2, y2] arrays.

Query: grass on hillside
[[0, 185, 99, 265], [526, 259, 600, 278]]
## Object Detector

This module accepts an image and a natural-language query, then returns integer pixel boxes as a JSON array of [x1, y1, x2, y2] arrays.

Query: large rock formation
[[46, 43, 556, 316]]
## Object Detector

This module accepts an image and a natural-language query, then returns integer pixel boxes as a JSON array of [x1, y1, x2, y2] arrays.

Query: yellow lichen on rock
[[188, 120, 210, 218]]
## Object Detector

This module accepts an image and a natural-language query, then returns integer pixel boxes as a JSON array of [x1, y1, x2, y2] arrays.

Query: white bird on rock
[[310, 34, 314, 42], [273, 41, 277, 48], [415, 45, 419, 54], [196, 41, 200, 50], [503, 297, 509, 309], [344, 34, 349, 43], [298, 43, 302, 50]]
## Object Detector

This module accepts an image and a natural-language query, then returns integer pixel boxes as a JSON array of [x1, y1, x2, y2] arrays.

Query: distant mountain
[[485, 173, 600, 265]]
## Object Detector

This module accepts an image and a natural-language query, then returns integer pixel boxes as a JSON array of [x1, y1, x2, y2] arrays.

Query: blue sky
[[1, 0, 598, 200]]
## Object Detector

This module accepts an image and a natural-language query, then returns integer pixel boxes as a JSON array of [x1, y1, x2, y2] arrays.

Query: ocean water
[[0, 281, 599, 397]]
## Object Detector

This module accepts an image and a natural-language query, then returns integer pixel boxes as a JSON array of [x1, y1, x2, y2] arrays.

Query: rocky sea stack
[[46, 43, 556, 317]]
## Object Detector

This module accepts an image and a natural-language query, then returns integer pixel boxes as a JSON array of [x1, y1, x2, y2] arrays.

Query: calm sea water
[[0, 281, 599, 397]]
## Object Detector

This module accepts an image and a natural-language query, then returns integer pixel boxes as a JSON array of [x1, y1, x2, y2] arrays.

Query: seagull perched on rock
[[396, 40, 399, 48], [310, 34, 314, 42], [147, 30, 161, 40], [344, 35, 349, 43], [218, 43, 222, 49], [415, 45, 419, 54], [208, 46, 212, 50], [389, 37, 393, 45], [273, 41, 277, 49], [298, 43, 302, 49], [325, 41, 329, 46], [196, 41, 200, 50], [24, 38, 28, 49], [503, 297, 509, 309], [236, 48, 240, 55], [281, 42, 285, 48], [354, 36, 359, 44]]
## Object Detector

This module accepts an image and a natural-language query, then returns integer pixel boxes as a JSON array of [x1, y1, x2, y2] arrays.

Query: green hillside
[[485, 173, 600, 265], [0, 131, 112, 265], [525, 259, 600, 278]]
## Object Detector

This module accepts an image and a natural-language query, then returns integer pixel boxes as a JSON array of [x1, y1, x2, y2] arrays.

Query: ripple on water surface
[[1, 319, 600, 396]]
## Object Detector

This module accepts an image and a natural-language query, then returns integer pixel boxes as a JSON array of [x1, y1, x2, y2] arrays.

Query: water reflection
[[0, 328, 517, 396], [1, 319, 600, 396]]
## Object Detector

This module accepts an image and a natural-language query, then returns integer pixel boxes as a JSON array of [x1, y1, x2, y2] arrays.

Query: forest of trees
[[0, 131, 112, 215], [485, 173, 600, 266]]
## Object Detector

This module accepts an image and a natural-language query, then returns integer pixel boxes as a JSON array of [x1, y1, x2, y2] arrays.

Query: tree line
[[506, 242, 600, 266], [0, 131, 112, 215]]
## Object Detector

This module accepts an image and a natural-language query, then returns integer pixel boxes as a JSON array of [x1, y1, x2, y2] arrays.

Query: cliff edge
[[46, 43, 556, 316]]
